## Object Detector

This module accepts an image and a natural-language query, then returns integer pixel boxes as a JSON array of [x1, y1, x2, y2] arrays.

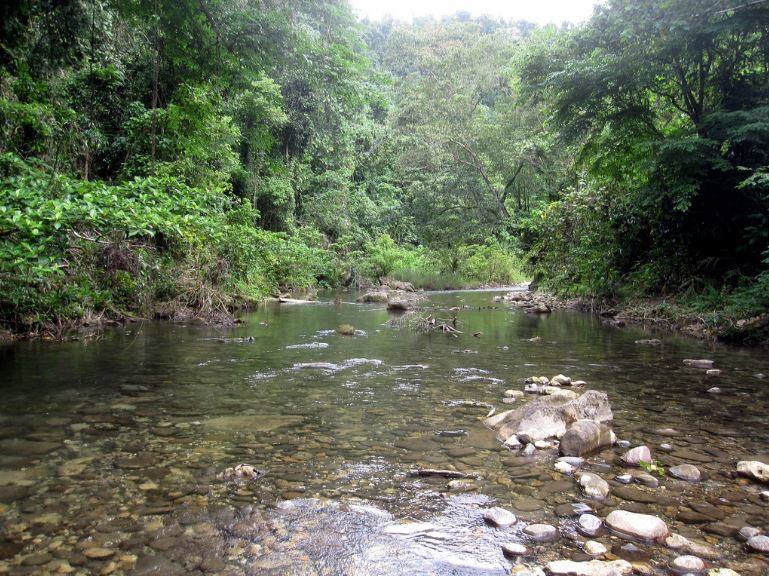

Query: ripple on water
[[285, 342, 329, 349], [2, 289, 769, 574]]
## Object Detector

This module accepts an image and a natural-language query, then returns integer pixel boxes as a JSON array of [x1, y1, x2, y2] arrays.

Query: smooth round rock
[[559, 420, 614, 457], [579, 473, 610, 500], [738, 526, 761, 541], [747, 534, 769, 553], [504, 436, 522, 448], [684, 359, 714, 368], [621, 446, 652, 466], [669, 464, 701, 482], [83, 547, 115, 560], [584, 541, 608, 557], [605, 510, 668, 541], [502, 543, 528, 557], [555, 461, 575, 474], [671, 555, 705, 574], [483, 507, 517, 527], [523, 523, 557, 542], [546, 559, 632, 576], [737, 461, 769, 483], [577, 514, 603, 537], [558, 457, 585, 466]]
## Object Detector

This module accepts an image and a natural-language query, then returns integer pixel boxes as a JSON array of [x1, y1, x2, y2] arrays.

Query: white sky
[[349, 0, 601, 25]]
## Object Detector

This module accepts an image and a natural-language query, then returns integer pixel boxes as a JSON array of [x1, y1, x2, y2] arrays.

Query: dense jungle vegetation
[[1, 0, 768, 339]]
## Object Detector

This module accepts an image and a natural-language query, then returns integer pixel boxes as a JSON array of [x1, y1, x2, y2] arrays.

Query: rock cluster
[[485, 389, 613, 445], [501, 290, 558, 314]]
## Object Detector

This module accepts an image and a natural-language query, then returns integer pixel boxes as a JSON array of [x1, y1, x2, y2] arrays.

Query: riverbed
[[1, 289, 768, 575]]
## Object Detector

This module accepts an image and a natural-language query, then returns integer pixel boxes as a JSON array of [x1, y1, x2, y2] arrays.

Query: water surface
[[1, 290, 768, 574]]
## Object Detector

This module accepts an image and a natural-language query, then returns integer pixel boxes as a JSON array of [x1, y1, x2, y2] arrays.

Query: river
[[1, 289, 768, 575]]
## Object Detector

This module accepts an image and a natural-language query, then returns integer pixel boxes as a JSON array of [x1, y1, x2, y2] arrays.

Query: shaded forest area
[[1, 0, 768, 340]]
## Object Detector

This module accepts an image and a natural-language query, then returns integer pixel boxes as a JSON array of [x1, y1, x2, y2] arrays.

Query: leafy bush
[[0, 153, 336, 330]]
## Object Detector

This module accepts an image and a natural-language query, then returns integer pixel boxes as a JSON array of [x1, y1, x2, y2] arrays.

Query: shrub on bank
[[0, 153, 329, 332]]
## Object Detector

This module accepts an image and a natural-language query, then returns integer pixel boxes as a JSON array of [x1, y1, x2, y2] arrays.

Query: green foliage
[[639, 460, 666, 478], [519, 0, 769, 319], [3, 0, 767, 337], [0, 153, 334, 330]]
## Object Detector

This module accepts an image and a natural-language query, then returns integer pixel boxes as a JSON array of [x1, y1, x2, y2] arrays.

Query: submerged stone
[[545, 559, 632, 576], [605, 510, 668, 541], [483, 506, 517, 527], [202, 414, 303, 432], [737, 460, 769, 483]]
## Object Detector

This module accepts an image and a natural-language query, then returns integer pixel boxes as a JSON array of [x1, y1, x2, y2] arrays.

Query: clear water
[[1, 290, 768, 575]]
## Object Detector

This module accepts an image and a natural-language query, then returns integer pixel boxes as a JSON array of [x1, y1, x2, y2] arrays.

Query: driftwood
[[387, 311, 464, 336], [277, 297, 317, 305]]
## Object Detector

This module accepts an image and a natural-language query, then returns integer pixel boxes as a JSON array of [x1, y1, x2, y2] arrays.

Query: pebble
[[746, 534, 769, 553], [578, 473, 610, 500], [683, 359, 714, 368], [737, 460, 769, 483], [615, 474, 633, 484], [555, 461, 575, 474], [616, 440, 631, 448], [558, 456, 585, 466], [504, 390, 524, 398], [546, 559, 633, 575], [584, 541, 608, 557], [556, 502, 593, 517], [621, 445, 652, 466], [669, 464, 701, 481], [707, 387, 721, 394], [605, 510, 668, 541], [21, 552, 52, 566], [522, 443, 536, 456], [659, 443, 673, 451], [504, 436, 522, 448], [670, 555, 705, 574], [577, 514, 602, 537], [82, 548, 115, 560], [446, 479, 474, 492], [738, 526, 761, 541], [483, 507, 517, 527], [550, 374, 572, 386], [761, 491, 769, 501], [523, 523, 557, 542], [664, 533, 720, 560], [502, 543, 528, 557], [706, 369, 721, 375], [511, 565, 545, 576]]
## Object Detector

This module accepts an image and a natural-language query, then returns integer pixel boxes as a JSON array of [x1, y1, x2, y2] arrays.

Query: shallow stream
[[1, 290, 768, 575]]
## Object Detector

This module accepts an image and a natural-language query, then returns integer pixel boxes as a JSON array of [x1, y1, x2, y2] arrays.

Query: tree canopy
[[1, 0, 768, 336]]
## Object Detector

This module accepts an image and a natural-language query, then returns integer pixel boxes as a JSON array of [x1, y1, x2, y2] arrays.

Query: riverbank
[[501, 290, 769, 346]]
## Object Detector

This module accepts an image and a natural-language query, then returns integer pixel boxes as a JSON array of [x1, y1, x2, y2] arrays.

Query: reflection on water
[[1, 290, 768, 574]]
